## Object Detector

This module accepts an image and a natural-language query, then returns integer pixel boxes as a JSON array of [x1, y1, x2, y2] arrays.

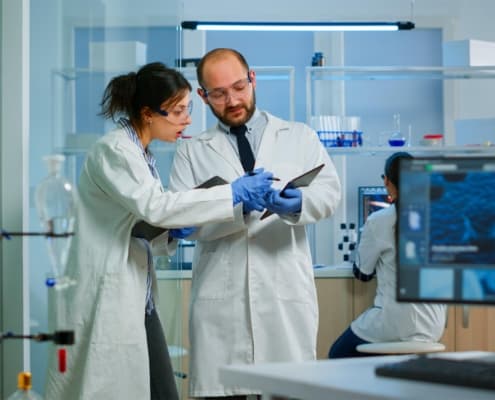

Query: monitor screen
[[397, 156, 495, 305], [358, 186, 392, 234]]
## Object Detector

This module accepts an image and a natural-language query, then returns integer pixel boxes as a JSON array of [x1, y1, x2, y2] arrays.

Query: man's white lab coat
[[169, 112, 342, 397]]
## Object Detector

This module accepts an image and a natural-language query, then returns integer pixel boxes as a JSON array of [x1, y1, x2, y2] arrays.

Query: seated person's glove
[[264, 187, 302, 215], [231, 168, 274, 213], [169, 227, 197, 239]]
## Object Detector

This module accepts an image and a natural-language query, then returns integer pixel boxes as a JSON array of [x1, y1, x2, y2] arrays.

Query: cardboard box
[[89, 41, 147, 71], [443, 39, 495, 67]]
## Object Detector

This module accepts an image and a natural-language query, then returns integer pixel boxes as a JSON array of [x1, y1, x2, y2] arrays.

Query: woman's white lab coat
[[351, 205, 447, 342], [44, 128, 236, 400], [169, 112, 342, 397]]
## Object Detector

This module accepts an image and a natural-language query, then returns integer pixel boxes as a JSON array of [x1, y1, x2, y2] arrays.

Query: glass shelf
[[326, 145, 495, 156], [57, 141, 178, 156], [53, 65, 296, 156], [307, 66, 495, 81]]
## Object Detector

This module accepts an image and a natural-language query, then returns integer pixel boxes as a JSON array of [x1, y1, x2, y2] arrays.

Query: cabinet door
[[315, 278, 353, 359], [455, 305, 495, 351], [439, 306, 456, 352]]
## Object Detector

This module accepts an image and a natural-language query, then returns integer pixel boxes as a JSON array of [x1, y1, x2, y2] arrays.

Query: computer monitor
[[397, 155, 495, 305], [358, 186, 392, 234]]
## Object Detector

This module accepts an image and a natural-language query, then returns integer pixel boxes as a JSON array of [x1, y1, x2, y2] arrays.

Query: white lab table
[[219, 352, 495, 400]]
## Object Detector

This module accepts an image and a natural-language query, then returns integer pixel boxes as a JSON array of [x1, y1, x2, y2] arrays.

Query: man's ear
[[249, 69, 257, 90], [197, 87, 209, 105]]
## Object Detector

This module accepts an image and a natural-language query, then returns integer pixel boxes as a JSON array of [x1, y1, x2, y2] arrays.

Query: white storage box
[[89, 41, 147, 71], [443, 39, 495, 67]]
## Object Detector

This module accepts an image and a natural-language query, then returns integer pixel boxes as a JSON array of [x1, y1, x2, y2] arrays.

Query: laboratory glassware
[[34, 154, 76, 287], [6, 372, 43, 400]]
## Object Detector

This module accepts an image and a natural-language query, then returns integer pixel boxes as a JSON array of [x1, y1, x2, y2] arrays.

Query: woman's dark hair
[[100, 62, 192, 123], [384, 151, 413, 189], [385, 151, 413, 266]]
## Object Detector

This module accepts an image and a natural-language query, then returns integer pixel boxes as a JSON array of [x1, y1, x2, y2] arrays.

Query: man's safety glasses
[[202, 75, 252, 105]]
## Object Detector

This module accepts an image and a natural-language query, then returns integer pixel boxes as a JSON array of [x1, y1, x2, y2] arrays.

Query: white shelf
[[326, 145, 495, 156], [306, 65, 495, 81], [57, 140, 178, 156]]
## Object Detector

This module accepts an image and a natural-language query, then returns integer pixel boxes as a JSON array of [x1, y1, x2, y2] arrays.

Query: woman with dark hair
[[44, 62, 274, 399], [328, 152, 447, 358]]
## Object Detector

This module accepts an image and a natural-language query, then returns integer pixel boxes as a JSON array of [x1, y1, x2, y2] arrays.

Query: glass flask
[[388, 113, 406, 147], [6, 372, 43, 400], [34, 154, 76, 285]]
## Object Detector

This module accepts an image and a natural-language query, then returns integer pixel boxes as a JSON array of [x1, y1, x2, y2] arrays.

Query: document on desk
[[131, 175, 228, 241], [260, 163, 325, 220]]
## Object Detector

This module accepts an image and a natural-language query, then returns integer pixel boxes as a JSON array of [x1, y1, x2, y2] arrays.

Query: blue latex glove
[[231, 168, 274, 213], [264, 187, 302, 215], [169, 227, 197, 239]]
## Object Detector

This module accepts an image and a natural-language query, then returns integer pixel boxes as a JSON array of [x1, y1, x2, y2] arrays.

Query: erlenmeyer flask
[[34, 155, 76, 282], [388, 113, 406, 146]]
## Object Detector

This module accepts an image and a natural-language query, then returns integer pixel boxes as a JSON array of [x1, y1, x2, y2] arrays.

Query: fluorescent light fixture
[[181, 21, 415, 32]]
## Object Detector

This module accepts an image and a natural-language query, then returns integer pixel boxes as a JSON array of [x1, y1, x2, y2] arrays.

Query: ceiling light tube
[[181, 21, 415, 32]]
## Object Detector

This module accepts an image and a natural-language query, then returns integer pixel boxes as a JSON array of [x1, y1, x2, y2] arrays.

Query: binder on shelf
[[260, 163, 325, 220], [131, 175, 228, 241]]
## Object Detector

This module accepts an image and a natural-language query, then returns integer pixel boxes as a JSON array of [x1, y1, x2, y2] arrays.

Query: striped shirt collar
[[118, 117, 158, 179]]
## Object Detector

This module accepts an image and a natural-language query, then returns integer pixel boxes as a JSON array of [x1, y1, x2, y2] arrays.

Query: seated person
[[328, 152, 447, 358]]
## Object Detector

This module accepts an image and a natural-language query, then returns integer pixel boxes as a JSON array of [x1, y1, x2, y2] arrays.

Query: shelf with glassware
[[305, 65, 495, 151]]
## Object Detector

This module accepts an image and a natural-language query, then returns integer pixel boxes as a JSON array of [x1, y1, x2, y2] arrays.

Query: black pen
[[248, 171, 280, 181]]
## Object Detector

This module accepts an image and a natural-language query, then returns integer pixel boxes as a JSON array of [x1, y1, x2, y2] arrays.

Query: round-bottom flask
[[34, 154, 76, 285]]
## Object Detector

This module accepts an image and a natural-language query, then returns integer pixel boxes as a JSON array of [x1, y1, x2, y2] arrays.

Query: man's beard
[[209, 92, 256, 127]]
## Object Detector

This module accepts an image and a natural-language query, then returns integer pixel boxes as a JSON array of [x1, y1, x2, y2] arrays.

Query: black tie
[[230, 125, 255, 172]]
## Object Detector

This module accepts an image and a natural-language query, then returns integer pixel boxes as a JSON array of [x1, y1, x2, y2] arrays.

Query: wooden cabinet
[[334, 280, 495, 353], [315, 278, 353, 359], [315, 277, 377, 359], [441, 305, 495, 352], [319, 278, 495, 355]]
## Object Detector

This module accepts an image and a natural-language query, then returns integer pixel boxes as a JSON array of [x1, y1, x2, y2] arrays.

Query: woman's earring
[[148, 119, 152, 126]]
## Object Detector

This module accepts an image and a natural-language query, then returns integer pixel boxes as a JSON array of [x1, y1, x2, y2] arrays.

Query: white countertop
[[219, 351, 495, 400], [156, 264, 353, 280]]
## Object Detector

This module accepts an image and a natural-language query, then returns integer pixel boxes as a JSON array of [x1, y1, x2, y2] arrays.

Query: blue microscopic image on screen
[[428, 172, 495, 264]]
